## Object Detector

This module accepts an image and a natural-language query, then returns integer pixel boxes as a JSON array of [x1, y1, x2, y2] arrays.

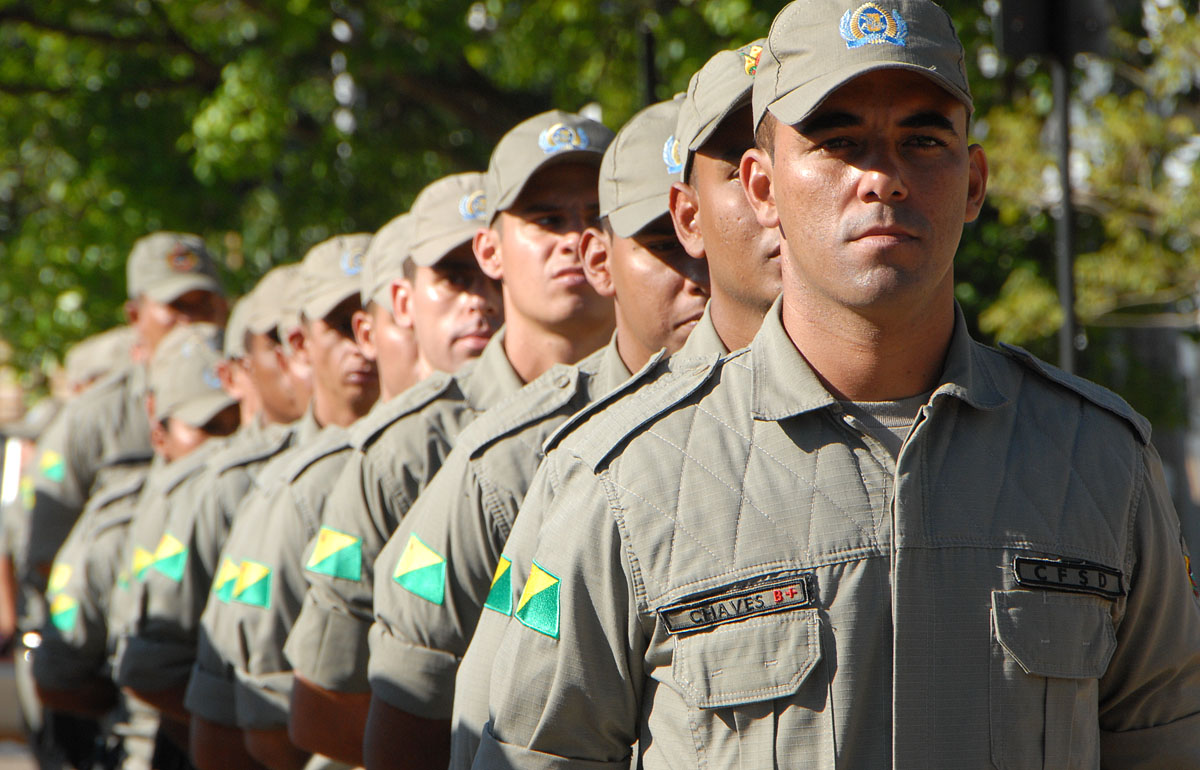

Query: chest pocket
[[671, 610, 829, 769], [990, 589, 1117, 770]]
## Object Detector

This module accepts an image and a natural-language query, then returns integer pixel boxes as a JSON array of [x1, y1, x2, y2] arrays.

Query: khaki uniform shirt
[[185, 410, 321, 726], [474, 303, 1200, 770], [283, 331, 523, 695], [449, 308, 729, 770], [21, 365, 151, 628], [368, 341, 631, 718], [115, 419, 294, 693], [223, 425, 353, 728], [33, 463, 149, 691]]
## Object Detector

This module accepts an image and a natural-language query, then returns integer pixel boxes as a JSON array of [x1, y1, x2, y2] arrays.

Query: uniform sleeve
[[367, 446, 509, 718], [283, 450, 382, 693], [473, 455, 644, 769], [231, 483, 316, 730], [34, 521, 121, 692], [1097, 443, 1200, 766], [116, 479, 212, 693]]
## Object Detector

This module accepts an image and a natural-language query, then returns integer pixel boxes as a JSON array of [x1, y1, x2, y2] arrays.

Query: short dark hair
[[401, 257, 417, 282], [755, 113, 776, 159]]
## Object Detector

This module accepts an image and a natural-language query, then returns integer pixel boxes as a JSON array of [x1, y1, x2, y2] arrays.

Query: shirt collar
[[678, 303, 729, 358], [751, 298, 1007, 422], [457, 327, 525, 409]]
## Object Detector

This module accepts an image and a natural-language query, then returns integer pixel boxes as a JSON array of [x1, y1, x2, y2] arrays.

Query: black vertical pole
[[641, 20, 657, 107], [1051, 54, 1077, 374]]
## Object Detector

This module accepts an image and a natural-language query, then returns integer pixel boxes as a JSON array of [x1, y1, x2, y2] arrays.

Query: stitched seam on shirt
[[612, 478, 732, 577], [695, 403, 870, 553]]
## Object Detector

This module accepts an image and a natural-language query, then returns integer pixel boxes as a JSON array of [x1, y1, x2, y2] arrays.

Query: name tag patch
[[658, 571, 816, 634], [1013, 556, 1125, 599]]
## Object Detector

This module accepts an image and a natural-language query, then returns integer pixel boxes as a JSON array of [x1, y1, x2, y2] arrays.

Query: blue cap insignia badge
[[662, 135, 683, 175], [340, 250, 364, 276], [538, 123, 590, 155], [458, 190, 487, 221], [840, 3, 908, 49]]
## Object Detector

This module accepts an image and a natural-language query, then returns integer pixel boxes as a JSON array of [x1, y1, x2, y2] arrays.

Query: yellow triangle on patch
[[517, 563, 560, 613], [234, 560, 271, 596], [214, 558, 240, 589], [154, 533, 186, 561], [47, 563, 72, 596], [49, 593, 77, 616], [132, 547, 155, 576], [394, 534, 445, 578], [309, 527, 359, 567]]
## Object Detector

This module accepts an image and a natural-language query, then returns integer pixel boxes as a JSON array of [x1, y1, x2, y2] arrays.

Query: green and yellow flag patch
[[392, 534, 445, 605], [49, 594, 79, 633], [306, 526, 362, 581], [39, 450, 65, 484], [132, 546, 155, 581], [483, 555, 513, 616], [232, 560, 271, 609], [152, 533, 188, 582], [47, 563, 72, 597], [20, 475, 34, 510], [213, 558, 240, 603], [515, 561, 560, 639]]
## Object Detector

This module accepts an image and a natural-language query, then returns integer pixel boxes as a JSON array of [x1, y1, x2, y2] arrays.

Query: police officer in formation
[[8, 2, 1198, 769]]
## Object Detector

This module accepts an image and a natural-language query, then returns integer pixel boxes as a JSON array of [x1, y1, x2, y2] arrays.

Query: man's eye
[[907, 135, 947, 148]]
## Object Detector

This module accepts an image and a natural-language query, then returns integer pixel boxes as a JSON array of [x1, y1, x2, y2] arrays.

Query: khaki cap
[[1, 397, 62, 441], [126, 231, 223, 303], [244, 264, 300, 336], [362, 214, 413, 307], [754, 0, 972, 128], [600, 98, 683, 238], [676, 40, 764, 178], [296, 233, 373, 321], [410, 173, 488, 267], [63, 326, 138, 388], [149, 323, 235, 427], [223, 296, 252, 358], [485, 110, 614, 222]]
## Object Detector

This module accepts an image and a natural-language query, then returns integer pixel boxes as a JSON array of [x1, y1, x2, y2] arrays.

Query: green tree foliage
[[1, 0, 1197, 410]]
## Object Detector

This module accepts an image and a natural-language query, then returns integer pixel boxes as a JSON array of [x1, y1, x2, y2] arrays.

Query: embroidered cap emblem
[[1012, 556, 1125, 599], [658, 571, 817, 635], [840, 3, 908, 48], [340, 249, 365, 276], [739, 43, 763, 76], [458, 190, 487, 221], [167, 244, 199, 273], [202, 368, 222, 390], [662, 135, 683, 175], [538, 122, 590, 155]]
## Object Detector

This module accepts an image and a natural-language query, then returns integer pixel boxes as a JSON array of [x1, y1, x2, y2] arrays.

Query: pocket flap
[[672, 610, 821, 709], [992, 589, 1116, 679]]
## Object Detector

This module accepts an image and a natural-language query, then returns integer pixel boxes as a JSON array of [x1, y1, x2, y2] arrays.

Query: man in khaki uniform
[[184, 235, 376, 770], [367, 97, 708, 770], [114, 284, 294, 727], [475, 2, 1200, 768], [22, 232, 226, 635], [62, 325, 139, 395], [448, 42, 784, 768], [287, 111, 616, 768], [670, 38, 781, 353], [37, 321, 238, 769]]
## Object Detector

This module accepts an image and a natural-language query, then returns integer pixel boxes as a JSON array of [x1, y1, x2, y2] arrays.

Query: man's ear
[[669, 181, 706, 260], [580, 227, 616, 299], [214, 359, 239, 397], [390, 278, 416, 329], [473, 225, 504, 282], [287, 325, 311, 369], [964, 144, 989, 224], [351, 308, 376, 360], [740, 148, 780, 229], [124, 299, 139, 326]]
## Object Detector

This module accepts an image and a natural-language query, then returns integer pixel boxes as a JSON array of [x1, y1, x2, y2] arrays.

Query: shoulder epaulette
[[465, 363, 585, 460], [281, 425, 352, 483], [160, 442, 223, 495], [352, 371, 457, 450], [212, 424, 296, 475], [90, 499, 138, 537], [999, 342, 1151, 445], [550, 351, 723, 471], [542, 349, 669, 455], [86, 468, 149, 512]]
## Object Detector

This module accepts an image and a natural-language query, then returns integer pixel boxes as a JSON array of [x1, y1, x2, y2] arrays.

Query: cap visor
[[169, 391, 238, 429], [410, 229, 477, 268], [301, 284, 360, 323], [607, 194, 671, 239], [144, 274, 223, 305], [767, 62, 972, 128], [491, 149, 605, 222]]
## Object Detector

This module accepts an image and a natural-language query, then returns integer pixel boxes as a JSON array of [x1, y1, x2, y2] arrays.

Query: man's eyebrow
[[798, 110, 862, 134], [899, 110, 956, 131]]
